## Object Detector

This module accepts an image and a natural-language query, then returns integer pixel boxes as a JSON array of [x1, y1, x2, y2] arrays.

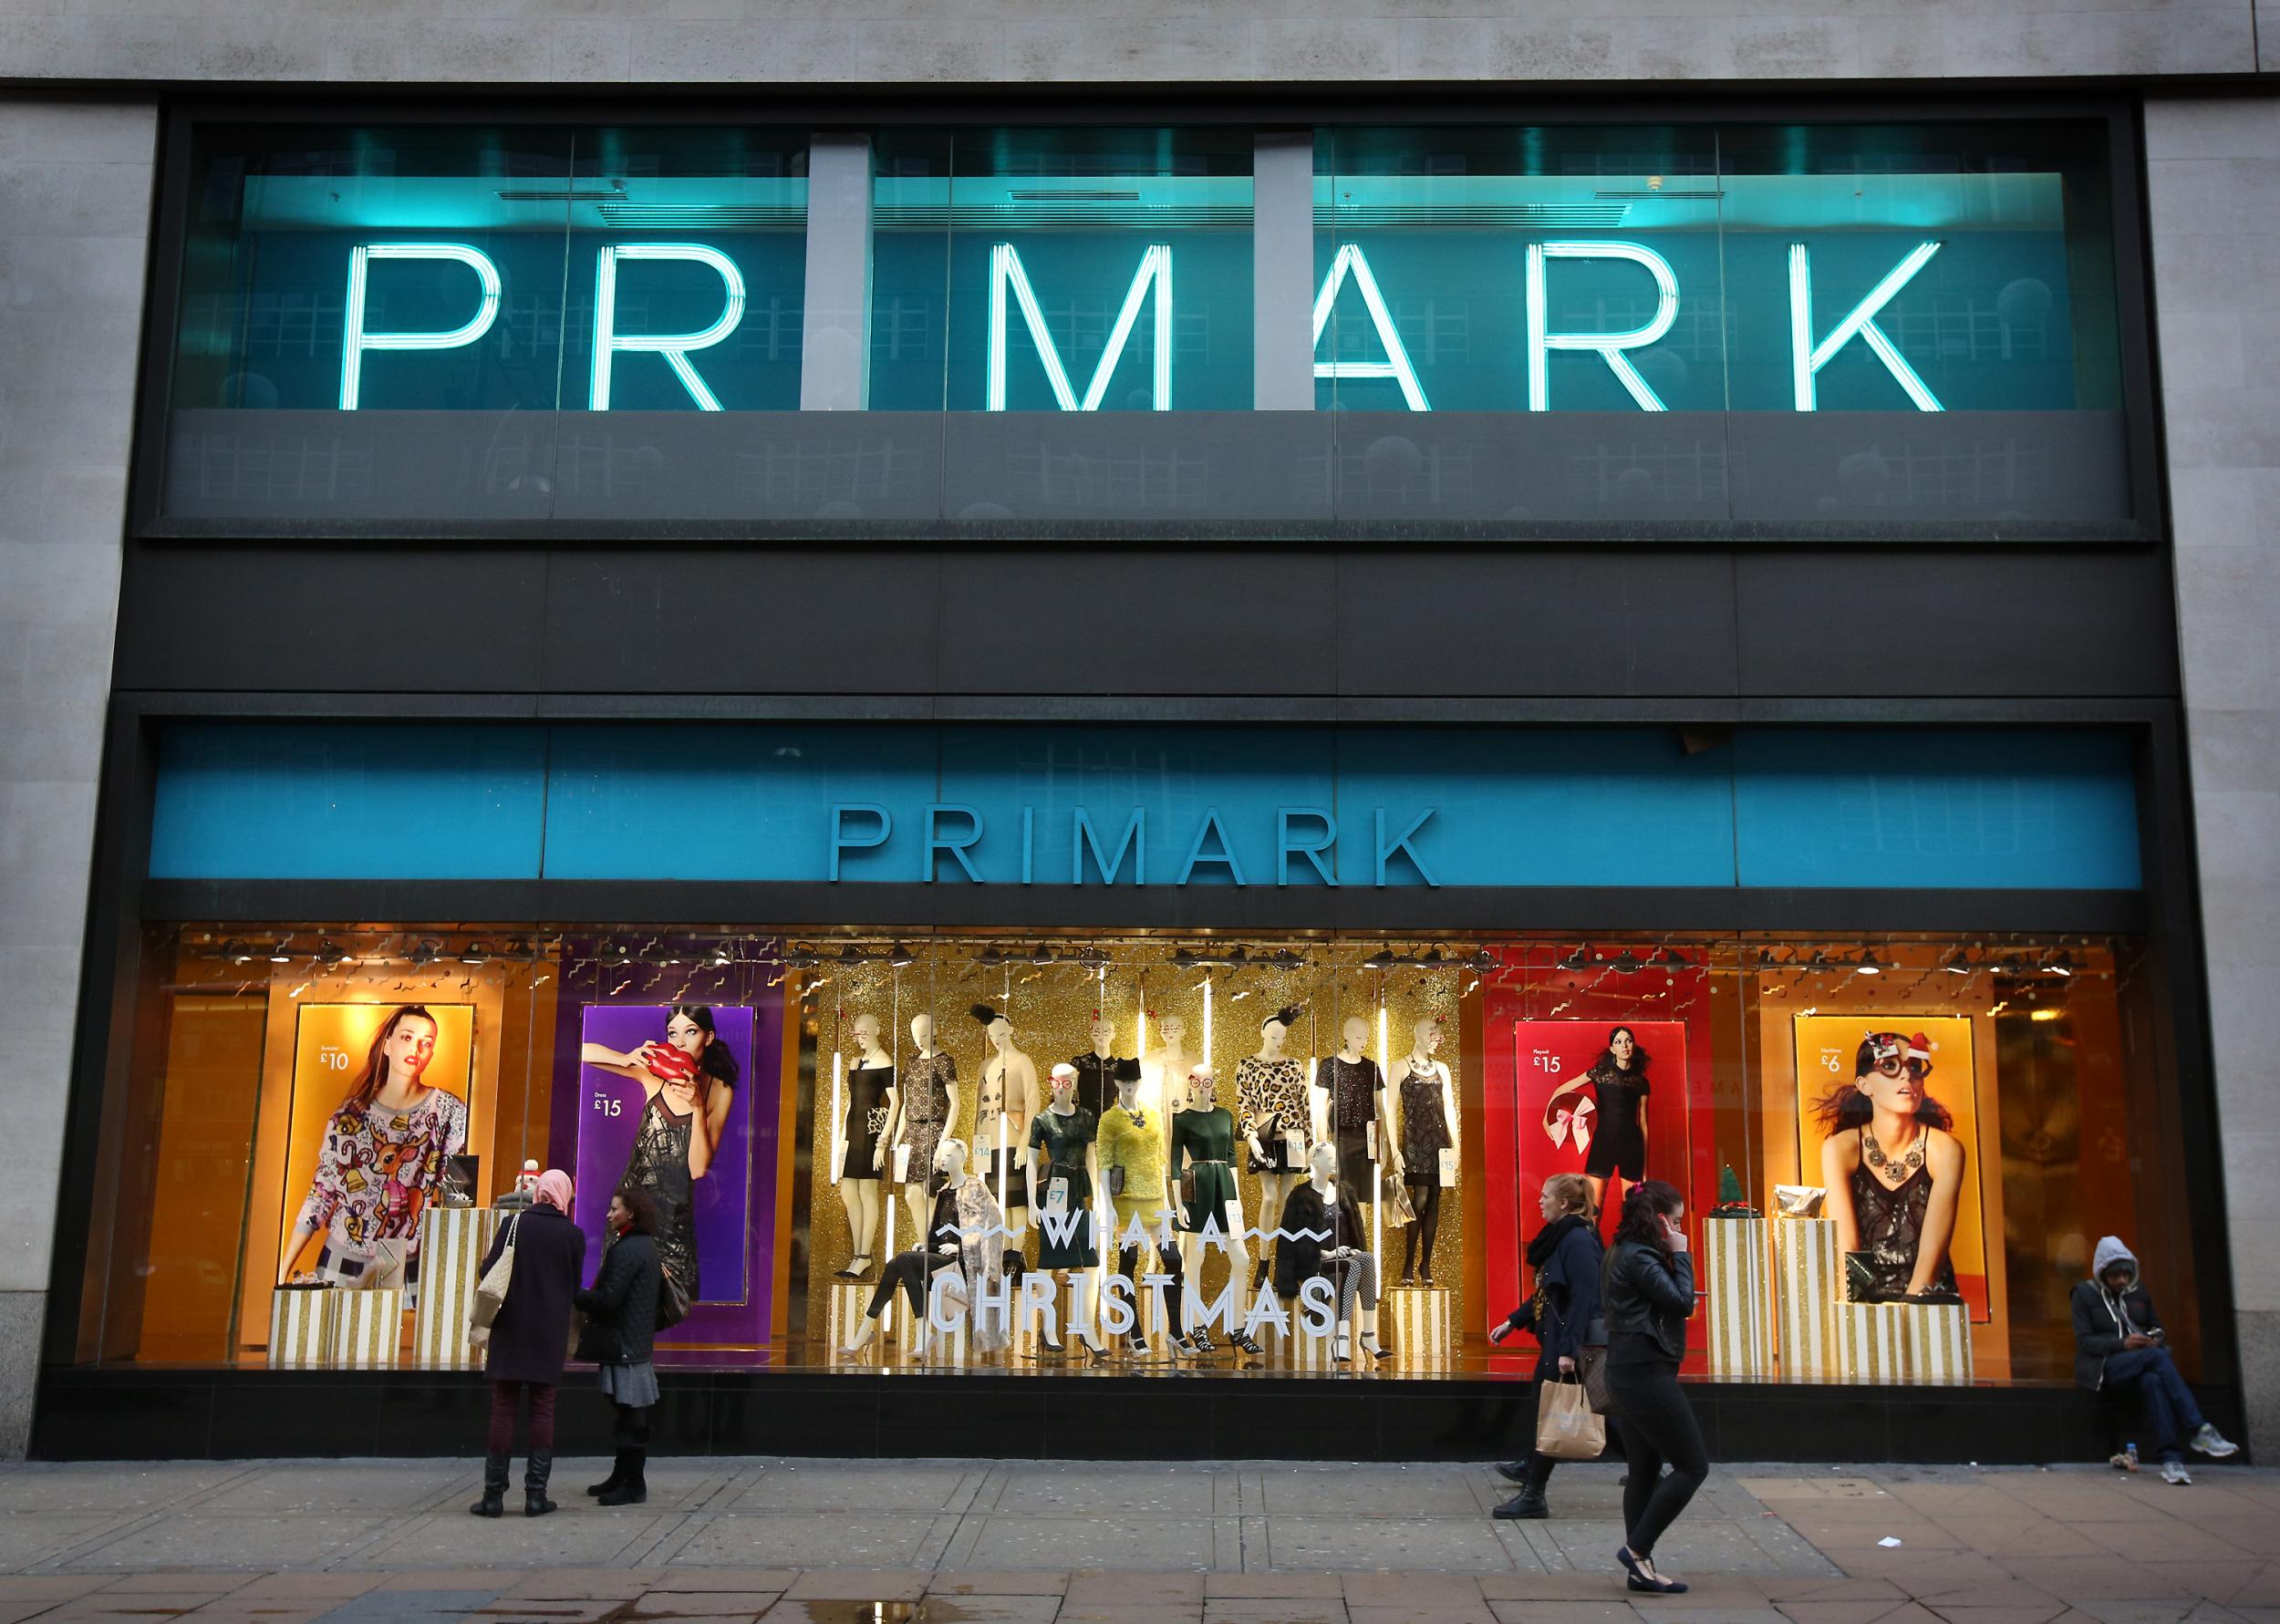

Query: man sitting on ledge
[[2072, 1235, 2237, 1484]]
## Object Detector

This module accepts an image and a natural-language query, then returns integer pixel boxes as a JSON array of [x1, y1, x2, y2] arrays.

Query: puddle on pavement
[[739, 1604, 975, 1623]]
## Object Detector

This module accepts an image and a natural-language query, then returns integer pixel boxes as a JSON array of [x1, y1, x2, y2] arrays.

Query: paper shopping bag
[[1535, 1376, 1607, 1460]]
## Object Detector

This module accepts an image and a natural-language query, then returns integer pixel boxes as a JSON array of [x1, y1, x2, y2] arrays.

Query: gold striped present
[[410, 1206, 502, 1370], [1385, 1286, 1453, 1371], [268, 1287, 339, 1368], [332, 1288, 404, 1368], [1838, 1299, 1974, 1385], [1771, 1216, 1841, 1380], [1703, 1217, 1774, 1378]]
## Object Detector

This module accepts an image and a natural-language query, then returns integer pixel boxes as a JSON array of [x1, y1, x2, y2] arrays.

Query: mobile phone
[[2150, 1328, 2166, 1342]]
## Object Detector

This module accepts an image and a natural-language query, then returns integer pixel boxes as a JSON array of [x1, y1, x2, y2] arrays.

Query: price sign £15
[[591, 1092, 623, 1118]]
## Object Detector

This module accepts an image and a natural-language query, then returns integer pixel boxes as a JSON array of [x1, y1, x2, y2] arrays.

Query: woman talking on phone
[[1601, 1179, 1703, 1596]]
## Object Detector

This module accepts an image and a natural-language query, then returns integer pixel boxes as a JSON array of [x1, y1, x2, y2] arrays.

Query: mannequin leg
[[1413, 1182, 1442, 1282], [1253, 1172, 1290, 1288], [1177, 1232, 1216, 1350], [1402, 1201, 1422, 1281]]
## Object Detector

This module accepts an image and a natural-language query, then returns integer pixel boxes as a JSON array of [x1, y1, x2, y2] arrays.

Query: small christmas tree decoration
[[1712, 1162, 1759, 1217]]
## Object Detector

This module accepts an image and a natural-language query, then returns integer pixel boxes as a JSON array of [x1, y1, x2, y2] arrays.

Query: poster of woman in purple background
[[578, 1004, 755, 1305]]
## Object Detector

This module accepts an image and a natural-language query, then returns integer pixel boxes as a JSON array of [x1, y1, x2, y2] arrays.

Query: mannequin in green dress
[[1169, 1064, 1262, 1359]]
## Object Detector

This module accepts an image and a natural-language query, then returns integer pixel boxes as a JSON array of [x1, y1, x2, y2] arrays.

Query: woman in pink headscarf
[[470, 1169, 586, 1519]]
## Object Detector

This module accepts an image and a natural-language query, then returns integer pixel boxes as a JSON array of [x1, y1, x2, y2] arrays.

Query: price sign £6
[[1819, 1047, 1845, 1075]]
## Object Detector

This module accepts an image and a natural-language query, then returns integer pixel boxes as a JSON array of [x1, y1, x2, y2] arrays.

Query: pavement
[[0, 1458, 2269, 1624]]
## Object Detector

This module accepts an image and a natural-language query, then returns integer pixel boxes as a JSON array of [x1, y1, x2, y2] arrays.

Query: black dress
[[1849, 1158, 1958, 1300], [1069, 1050, 1141, 1120], [1395, 1063, 1450, 1184], [1029, 1106, 1099, 1268], [1316, 1054, 1384, 1189], [618, 1093, 700, 1300], [844, 1063, 892, 1180], [1582, 1060, 1647, 1180]]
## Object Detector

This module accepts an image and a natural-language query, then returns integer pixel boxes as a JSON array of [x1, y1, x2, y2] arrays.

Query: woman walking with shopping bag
[[1488, 1174, 1604, 1518], [470, 1170, 586, 1518], [1601, 1179, 1704, 1594]]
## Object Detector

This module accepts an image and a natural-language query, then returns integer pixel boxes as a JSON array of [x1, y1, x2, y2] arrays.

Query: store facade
[[25, 95, 2247, 1462]]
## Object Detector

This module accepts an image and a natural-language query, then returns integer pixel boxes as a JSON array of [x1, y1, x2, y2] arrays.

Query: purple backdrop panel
[[561, 979, 782, 1348]]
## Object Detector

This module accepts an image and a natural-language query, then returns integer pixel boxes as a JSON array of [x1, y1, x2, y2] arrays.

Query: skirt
[[597, 1360, 659, 1408], [1334, 1125, 1374, 1190]]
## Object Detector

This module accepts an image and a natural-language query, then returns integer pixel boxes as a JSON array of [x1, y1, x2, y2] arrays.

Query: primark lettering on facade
[[340, 237, 1949, 415], [827, 803, 1441, 885]]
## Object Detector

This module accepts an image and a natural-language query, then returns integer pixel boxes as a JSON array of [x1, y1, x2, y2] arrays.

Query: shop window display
[[80, 926, 2191, 1394]]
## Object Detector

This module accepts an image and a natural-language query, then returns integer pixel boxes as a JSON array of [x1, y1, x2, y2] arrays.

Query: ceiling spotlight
[[977, 946, 1008, 968], [1362, 948, 1397, 971], [1171, 947, 1200, 969], [1030, 944, 1059, 967], [1558, 947, 1592, 973], [1653, 947, 1689, 969], [460, 941, 492, 965], [1223, 946, 1249, 967], [835, 944, 870, 965], [1943, 951, 1973, 975], [501, 938, 533, 961], [1753, 946, 1782, 967], [217, 938, 251, 964], [1997, 955, 2026, 978], [1270, 948, 1307, 971], [1855, 950, 1883, 976], [1611, 950, 1644, 975], [1415, 948, 1445, 967], [266, 938, 295, 964], [887, 943, 917, 967], [709, 944, 734, 967], [1464, 947, 1498, 974], [2045, 952, 2074, 978], [784, 945, 822, 970], [1073, 945, 1111, 968], [316, 939, 353, 967], [409, 940, 441, 967]]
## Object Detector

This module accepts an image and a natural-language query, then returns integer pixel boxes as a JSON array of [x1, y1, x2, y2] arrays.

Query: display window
[[78, 925, 2192, 1393]]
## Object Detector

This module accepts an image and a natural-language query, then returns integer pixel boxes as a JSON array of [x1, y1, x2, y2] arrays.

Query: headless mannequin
[[887, 1012, 960, 1253], [1312, 1016, 1405, 1212], [974, 1013, 1036, 1214], [1103, 1070, 1189, 1355], [1172, 1065, 1258, 1355], [838, 1013, 891, 1276], [842, 1135, 969, 1358], [1030, 1066, 1106, 1358], [1302, 1139, 1387, 1364], [1396, 1019, 1457, 1285], [1243, 1012, 1307, 1291]]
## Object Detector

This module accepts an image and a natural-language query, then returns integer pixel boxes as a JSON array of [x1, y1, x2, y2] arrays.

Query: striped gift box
[[333, 1288, 404, 1368], [1771, 1216, 1841, 1381], [1703, 1217, 1774, 1378], [268, 1287, 339, 1368], [1839, 1299, 1974, 1384], [1386, 1286, 1452, 1371], [410, 1206, 502, 1370]]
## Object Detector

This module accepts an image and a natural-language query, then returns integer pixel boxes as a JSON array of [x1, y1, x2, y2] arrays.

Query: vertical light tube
[[830, 1051, 845, 1187], [1202, 976, 1214, 1071], [1374, 1000, 1389, 1274]]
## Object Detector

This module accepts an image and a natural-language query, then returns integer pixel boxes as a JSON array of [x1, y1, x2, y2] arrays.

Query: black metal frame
[[125, 91, 2164, 548]]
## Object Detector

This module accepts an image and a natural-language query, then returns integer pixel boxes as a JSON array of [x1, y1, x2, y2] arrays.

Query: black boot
[[1492, 1484, 1549, 1520], [523, 1450, 556, 1517], [597, 1448, 647, 1506], [469, 1452, 508, 1517], [586, 1452, 626, 1498]]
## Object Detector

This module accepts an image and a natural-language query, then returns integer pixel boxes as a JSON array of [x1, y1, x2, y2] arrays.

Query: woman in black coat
[[471, 1169, 586, 1519], [576, 1186, 664, 1507], [1602, 1179, 1703, 1595], [1488, 1173, 1604, 1519]]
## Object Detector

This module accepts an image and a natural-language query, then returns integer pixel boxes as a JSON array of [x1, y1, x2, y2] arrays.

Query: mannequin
[[1028, 1061, 1107, 1360], [834, 1013, 894, 1280], [1097, 1066, 1191, 1356], [1168, 1063, 1262, 1358], [1394, 1018, 1457, 1286], [1143, 1014, 1196, 1122], [1236, 1004, 1310, 1293], [1313, 1015, 1404, 1205], [969, 1005, 1036, 1214], [1070, 1017, 1142, 1120], [1271, 1141, 1388, 1364], [840, 1135, 1016, 1360], [889, 1011, 959, 1247]]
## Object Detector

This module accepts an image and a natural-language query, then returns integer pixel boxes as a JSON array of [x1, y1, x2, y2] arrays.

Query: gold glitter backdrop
[[799, 936, 1472, 1363]]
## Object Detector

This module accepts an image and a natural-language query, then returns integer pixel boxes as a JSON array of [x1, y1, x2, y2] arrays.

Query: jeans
[[486, 1381, 555, 1454], [2104, 1346, 2206, 1461], [1606, 1357, 1707, 1558]]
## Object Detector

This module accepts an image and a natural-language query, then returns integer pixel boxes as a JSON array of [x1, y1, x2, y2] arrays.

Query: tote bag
[[471, 1213, 521, 1331], [1535, 1377, 1607, 1460]]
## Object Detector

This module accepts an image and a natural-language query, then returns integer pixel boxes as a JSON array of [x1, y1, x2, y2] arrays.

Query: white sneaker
[[2161, 1460, 2192, 1485], [2191, 1423, 2239, 1458]]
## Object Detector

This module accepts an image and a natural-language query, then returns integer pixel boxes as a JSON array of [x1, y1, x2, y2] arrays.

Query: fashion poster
[[1514, 1019, 1690, 1215], [575, 1005, 757, 1308], [276, 1002, 478, 1291], [1792, 1014, 1989, 1319]]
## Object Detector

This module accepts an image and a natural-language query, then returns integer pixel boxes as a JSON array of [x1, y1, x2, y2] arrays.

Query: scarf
[[534, 1169, 575, 1212], [1528, 1211, 1587, 1268]]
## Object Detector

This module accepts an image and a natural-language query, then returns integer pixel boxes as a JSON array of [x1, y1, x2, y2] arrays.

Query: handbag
[[1535, 1376, 1607, 1460], [1382, 1179, 1416, 1229], [471, 1213, 520, 1331], [1577, 1313, 1612, 1413], [655, 1263, 691, 1331]]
